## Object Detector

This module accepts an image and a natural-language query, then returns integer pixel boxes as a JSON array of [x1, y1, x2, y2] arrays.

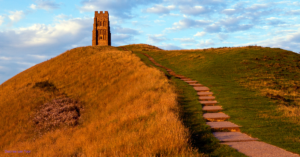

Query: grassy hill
[[122, 44, 300, 155], [2, 43, 299, 156], [0, 46, 200, 156]]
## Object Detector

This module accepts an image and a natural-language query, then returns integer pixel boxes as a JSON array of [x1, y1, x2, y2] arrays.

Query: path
[[135, 50, 300, 157]]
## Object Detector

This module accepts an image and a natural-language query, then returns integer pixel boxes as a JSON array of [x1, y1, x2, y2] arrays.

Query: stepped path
[[130, 49, 300, 157]]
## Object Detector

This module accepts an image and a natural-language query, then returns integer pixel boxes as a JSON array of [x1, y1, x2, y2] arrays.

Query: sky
[[0, 0, 300, 84]]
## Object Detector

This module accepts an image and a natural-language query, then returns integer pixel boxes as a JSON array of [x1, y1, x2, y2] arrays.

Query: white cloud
[[147, 34, 167, 43], [32, 0, 60, 11], [246, 3, 269, 10], [113, 27, 140, 35], [79, 4, 97, 12], [217, 33, 229, 40], [0, 17, 93, 55], [16, 62, 35, 67], [169, 13, 180, 16], [266, 17, 279, 20], [167, 5, 176, 9], [0, 15, 4, 25], [158, 43, 182, 50], [179, 5, 209, 15], [79, 0, 161, 18], [144, 4, 175, 14], [194, 32, 206, 37], [165, 18, 211, 31], [173, 38, 196, 43], [28, 54, 49, 59], [196, 39, 215, 47], [30, 4, 37, 10], [8, 11, 24, 23], [154, 20, 165, 23], [285, 9, 300, 15], [244, 31, 300, 53], [0, 56, 11, 60], [222, 9, 236, 15]]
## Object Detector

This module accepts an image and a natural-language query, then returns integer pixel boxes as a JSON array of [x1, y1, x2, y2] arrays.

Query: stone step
[[199, 96, 215, 100], [223, 141, 300, 157], [199, 101, 218, 106], [203, 113, 230, 122], [206, 121, 241, 132], [213, 132, 258, 142], [197, 92, 214, 96], [190, 84, 204, 87], [181, 79, 192, 81], [176, 75, 185, 78], [202, 106, 223, 112], [194, 87, 210, 92], [185, 81, 198, 84]]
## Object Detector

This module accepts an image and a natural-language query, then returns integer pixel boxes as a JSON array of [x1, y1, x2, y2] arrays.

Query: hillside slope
[[124, 45, 300, 155], [0, 46, 200, 156]]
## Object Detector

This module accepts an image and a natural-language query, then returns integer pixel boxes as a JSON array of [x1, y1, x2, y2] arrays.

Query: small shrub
[[33, 80, 57, 92]]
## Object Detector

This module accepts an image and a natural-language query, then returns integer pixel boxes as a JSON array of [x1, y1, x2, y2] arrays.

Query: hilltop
[[0, 45, 199, 156], [1, 43, 299, 156]]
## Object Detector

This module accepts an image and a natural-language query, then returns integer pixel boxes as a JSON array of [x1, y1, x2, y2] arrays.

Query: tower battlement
[[92, 11, 111, 46]]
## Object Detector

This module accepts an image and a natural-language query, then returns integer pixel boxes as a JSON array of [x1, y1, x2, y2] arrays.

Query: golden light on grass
[[0, 46, 201, 156]]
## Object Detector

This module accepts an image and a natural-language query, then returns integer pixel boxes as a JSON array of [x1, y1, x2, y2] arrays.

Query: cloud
[[31, 0, 60, 11], [16, 61, 35, 67], [196, 39, 215, 48], [55, 14, 71, 19], [204, 24, 222, 33], [0, 18, 93, 56], [216, 16, 254, 32], [0, 56, 11, 60], [27, 54, 49, 60], [111, 34, 137, 46], [30, 4, 37, 10], [194, 31, 206, 37], [144, 4, 175, 14], [154, 20, 165, 23], [158, 43, 183, 50], [165, 18, 211, 31], [173, 38, 196, 43], [0, 15, 4, 25], [246, 3, 269, 10], [222, 9, 236, 15], [112, 27, 140, 35], [147, 34, 167, 44], [8, 11, 24, 23], [164, 0, 227, 14], [285, 9, 300, 15], [245, 31, 300, 53], [217, 33, 228, 41], [179, 5, 211, 15], [79, 0, 161, 19]]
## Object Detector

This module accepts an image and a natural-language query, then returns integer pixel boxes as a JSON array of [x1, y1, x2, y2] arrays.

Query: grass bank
[[0, 46, 200, 156], [122, 44, 300, 155], [124, 44, 247, 156]]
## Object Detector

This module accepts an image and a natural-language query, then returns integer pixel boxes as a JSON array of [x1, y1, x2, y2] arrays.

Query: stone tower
[[92, 11, 111, 46]]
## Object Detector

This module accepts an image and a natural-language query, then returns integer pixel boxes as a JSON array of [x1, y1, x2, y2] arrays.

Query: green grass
[[124, 44, 300, 156], [131, 48, 247, 157]]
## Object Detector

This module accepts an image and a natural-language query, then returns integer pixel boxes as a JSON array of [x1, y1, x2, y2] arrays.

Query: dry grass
[[0, 45, 201, 156]]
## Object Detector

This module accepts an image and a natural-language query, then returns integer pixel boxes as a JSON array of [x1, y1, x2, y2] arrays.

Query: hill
[[123, 44, 300, 155], [0, 46, 199, 156]]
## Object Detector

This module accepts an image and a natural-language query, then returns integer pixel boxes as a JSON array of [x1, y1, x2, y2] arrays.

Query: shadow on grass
[[173, 78, 220, 154]]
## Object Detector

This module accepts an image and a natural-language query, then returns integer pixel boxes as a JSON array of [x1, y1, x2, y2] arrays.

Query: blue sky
[[0, 0, 300, 84]]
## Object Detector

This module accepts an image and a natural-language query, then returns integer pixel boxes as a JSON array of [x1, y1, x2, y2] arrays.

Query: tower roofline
[[95, 11, 109, 16]]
